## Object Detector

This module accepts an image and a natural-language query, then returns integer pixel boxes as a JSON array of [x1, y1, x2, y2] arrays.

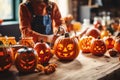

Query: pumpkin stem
[[40, 39, 44, 43], [65, 33, 70, 38], [23, 46, 28, 49], [98, 36, 100, 39]]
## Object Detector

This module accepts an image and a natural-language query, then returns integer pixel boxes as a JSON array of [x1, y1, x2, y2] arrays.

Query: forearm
[[20, 27, 53, 43]]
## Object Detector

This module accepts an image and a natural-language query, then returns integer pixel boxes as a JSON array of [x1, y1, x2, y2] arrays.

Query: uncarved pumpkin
[[114, 38, 120, 53], [54, 33, 79, 61], [85, 28, 100, 38], [100, 30, 110, 39]]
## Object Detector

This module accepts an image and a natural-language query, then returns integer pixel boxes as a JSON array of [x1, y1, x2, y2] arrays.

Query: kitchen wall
[[0, 22, 21, 42]]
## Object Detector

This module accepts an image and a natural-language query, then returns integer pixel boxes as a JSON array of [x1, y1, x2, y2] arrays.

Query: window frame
[[3, 0, 22, 22]]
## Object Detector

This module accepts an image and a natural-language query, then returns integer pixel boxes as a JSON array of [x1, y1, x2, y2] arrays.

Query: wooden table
[[0, 51, 120, 80]]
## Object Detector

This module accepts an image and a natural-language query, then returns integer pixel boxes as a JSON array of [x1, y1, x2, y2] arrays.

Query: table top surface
[[0, 51, 120, 80]]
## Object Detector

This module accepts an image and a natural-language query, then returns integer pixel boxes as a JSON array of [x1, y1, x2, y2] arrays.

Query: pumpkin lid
[[17, 47, 34, 53]]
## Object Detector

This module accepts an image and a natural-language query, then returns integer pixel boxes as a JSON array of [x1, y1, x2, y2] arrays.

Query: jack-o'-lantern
[[0, 37, 6, 46], [85, 28, 100, 38], [90, 38, 106, 56], [103, 35, 115, 50], [54, 33, 79, 60], [19, 37, 35, 48], [79, 36, 94, 53], [7, 37, 17, 45], [34, 40, 53, 65], [0, 47, 12, 71], [15, 47, 38, 73], [114, 38, 120, 53]]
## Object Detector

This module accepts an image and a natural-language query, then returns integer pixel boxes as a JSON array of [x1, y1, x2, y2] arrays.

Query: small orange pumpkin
[[54, 33, 79, 61], [34, 40, 53, 65], [100, 30, 110, 39], [90, 38, 106, 56], [79, 36, 94, 53]]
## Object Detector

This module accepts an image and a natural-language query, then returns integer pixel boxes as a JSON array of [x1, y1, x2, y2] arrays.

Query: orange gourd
[[114, 38, 120, 53]]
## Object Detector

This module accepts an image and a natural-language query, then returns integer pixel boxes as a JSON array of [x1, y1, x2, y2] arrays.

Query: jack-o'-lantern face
[[0, 48, 12, 71], [57, 43, 74, 57], [19, 53, 36, 70], [79, 36, 94, 53], [15, 47, 38, 73], [34, 41, 53, 65], [91, 39, 106, 56], [54, 33, 79, 61], [104, 36, 115, 49]]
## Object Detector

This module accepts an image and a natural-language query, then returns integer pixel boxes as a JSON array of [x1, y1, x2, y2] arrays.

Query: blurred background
[[0, 0, 120, 41]]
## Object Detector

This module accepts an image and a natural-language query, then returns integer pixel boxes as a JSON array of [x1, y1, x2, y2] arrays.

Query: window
[[0, 0, 21, 21]]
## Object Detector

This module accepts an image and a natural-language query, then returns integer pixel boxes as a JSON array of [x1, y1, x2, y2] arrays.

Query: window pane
[[0, 0, 13, 20]]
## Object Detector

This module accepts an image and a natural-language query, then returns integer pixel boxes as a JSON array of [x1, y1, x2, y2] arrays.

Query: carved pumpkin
[[79, 36, 94, 53], [90, 38, 106, 56], [7, 37, 17, 45], [54, 33, 79, 60], [15, 47, 38, 73], [85, 28, 100, 38], [34, 40, 53, 65], [0, 47, 12, 71], [114, 38, 120, 53], [103, 35, 115, 50], [19, 37, 35, 48], [0, 37, 6, 46]]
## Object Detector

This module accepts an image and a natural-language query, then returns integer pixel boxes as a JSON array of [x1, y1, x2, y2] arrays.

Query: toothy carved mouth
[[0, 63, 11, 71], [57, 51, 74, 57], [20, 63, 35, 70]]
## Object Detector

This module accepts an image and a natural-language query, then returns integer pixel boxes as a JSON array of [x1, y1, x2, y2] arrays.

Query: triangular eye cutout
[[9, 42, 12, 45], [0, 41, 3, 45]]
